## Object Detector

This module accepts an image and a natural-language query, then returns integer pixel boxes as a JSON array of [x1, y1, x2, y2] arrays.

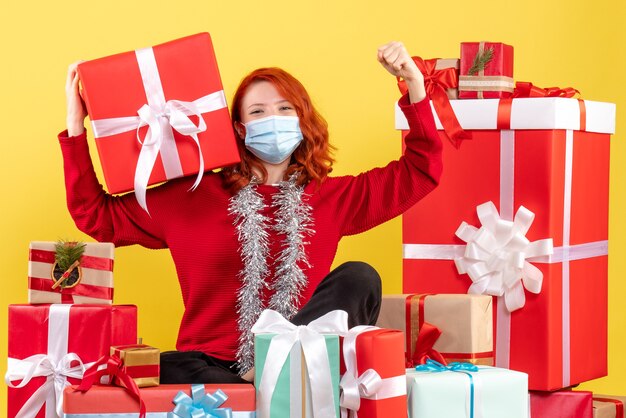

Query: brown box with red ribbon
[[77, 33, 240, 207], [459, 41, 514, 99], [28, 241, 114, 304], [594, 395, 626, 418], [395, 94, 615, 390], [376, 294, 493, 367], [111, 344, 160, 388]]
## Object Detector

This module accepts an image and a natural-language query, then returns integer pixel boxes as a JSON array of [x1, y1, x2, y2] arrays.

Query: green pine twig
[[468, 47, 494, 75], [54, 240, 86, 271]]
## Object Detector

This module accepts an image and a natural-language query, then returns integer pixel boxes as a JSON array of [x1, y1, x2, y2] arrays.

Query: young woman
[[61, 41, 442, 383]]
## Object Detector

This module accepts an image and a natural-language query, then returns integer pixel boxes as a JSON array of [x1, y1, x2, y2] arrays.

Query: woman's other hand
[[377, 41, 426, 103], [65, 61, 87, 136]]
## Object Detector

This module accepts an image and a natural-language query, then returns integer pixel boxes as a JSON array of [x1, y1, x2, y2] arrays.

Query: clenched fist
[[377, 41, 426, 103]]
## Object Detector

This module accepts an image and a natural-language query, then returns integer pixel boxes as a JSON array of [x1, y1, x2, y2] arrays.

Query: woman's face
[[239, 81, 297, 124]]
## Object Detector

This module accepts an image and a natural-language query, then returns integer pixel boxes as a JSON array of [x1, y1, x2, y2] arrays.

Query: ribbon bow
[[415, 359, 478, 373], [339, 326, 407, 418], [134, 98, 207, 213], [76, 355, 146, 418], [411, 322, 448, 366], [251, 309, 349, 418], [398, 56, 471, 148], [513, 81, 579, 98], [454, 201, 554, 312], [170, 385, 233, 418], [6, 353, 89, 418]]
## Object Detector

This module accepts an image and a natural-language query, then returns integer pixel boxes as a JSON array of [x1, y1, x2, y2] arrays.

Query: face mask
[[244, 115, 303, 164]]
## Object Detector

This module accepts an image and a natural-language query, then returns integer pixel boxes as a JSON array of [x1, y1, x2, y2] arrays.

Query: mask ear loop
[[234, 120, 247, 141]]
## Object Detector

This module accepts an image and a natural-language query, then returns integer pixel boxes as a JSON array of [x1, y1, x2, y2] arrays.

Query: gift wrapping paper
[[593, 395, 626, 418], [63, 383, 256, 417], [28, 241, 114, 304], [458, 41, 514, 99], [111, 344, 160, 388], [396, 97, 615, 390], [77, 32, 240, 209], [406, 365, 528, 418], [339, 326, 407, 418], [6, 304, 137, 418], [529, 390, 592, 418], [376, 294, 493, 366], [255, 333, 340, 418]]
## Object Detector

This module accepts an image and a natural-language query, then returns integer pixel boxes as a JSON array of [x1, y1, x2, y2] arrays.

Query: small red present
[[593, 395, 626, 418], [530, 390, 593, 418], [78, 32, 240, 211], [6, 304, 137, 418], [110, 344, 160, 388], [28, 241, 114, 304], [458, 41, 514, 99], [340, 326, 407, 418], [63, 383, 255, 417], [396, 96, 615, 390]]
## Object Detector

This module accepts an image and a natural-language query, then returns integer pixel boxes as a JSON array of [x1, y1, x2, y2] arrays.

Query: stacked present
[[5, 33, 257, 417], [393, 40, 617, 417]]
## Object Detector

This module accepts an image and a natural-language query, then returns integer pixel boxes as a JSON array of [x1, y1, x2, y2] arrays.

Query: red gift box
[[340, 327, 407, 418], [28, 241, 114, 304], [63, 383, 255, 416], [530, 390, 593, 418], [6, 304, 137, 418], [459, 41, 514, 99], [78, 33, 240, 209], [395, 97, 615, 390]]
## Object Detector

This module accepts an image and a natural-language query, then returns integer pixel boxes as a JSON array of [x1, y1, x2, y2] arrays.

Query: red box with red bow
[[340, 327, 407, 418], [77, 33, 240, 207], [6, 304, 137, 418], [396, 95, 615, 390]]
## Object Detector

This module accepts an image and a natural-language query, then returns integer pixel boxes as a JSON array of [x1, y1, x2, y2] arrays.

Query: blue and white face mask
[[244, 115, 304, 164]]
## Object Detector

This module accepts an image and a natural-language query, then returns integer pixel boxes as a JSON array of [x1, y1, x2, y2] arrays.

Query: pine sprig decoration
[[468, 47, 494, 75], [54, 240, 86, 271]]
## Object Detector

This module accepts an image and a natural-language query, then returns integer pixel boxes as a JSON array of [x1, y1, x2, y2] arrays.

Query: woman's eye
[[280, 106, 293, 111], [249, 109, 263, 115]]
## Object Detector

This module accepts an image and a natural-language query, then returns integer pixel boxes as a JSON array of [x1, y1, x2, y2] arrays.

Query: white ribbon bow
[[339, 326, 406, 418], [454, 201, 554, 312], [251, 309, 349, 418], [6, 353, 90, 418]]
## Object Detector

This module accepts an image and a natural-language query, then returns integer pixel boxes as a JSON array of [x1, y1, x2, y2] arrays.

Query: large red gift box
[[77, 33, 240, 207], [396, 97, 615, 390], [458, 41, 514, 99], [340, 327, 407, 418], [6, 304, 137, 418], [530, 390, 593, 418], [63, 383, 255, 417]]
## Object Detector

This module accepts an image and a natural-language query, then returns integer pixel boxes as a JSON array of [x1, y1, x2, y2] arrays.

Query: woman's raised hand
[[65, 61, 87, 137], [377, 41, 426, 103]]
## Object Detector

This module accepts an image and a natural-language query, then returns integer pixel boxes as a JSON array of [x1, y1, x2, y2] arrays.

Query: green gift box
[[255, 333, 340, 418]]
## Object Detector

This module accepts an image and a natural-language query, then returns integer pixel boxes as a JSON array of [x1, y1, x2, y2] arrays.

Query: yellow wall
[[1, 0, 624, 409]]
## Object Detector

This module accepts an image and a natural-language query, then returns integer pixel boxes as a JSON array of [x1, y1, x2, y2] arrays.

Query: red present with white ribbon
[[77, 32, 240, 212], [5, 304, 137, 418], [28, 241, 114, 304], [395, 96, 615, 390], [339, 326, 407, 418]]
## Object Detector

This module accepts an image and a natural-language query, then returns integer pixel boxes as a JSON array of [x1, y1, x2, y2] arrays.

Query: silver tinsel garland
[[229, 174, 314, 374]]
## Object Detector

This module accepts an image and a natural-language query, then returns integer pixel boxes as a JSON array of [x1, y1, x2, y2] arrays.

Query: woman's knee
[[333, 261, 382, 296]]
